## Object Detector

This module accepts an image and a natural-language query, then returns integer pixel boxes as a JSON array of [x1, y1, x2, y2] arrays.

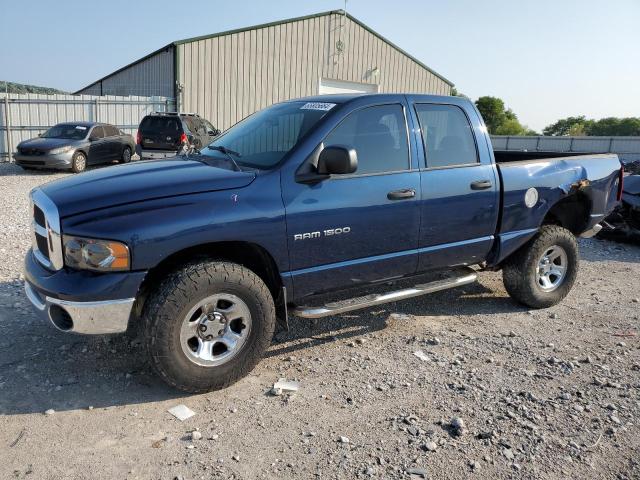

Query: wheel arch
[[541, 190, 592, 235], [133, 241, 282, 319], [490, 191, 592, 267]]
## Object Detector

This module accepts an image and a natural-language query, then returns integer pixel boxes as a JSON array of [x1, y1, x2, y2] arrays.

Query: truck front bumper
[[23, 249, 147, 334]]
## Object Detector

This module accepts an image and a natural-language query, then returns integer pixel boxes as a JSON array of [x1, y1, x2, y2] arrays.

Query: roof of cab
[[286, 93, 459, 105]]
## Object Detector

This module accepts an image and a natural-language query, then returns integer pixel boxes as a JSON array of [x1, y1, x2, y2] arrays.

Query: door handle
[[387, 189, 416, 200], [470, 180, 492, 190]]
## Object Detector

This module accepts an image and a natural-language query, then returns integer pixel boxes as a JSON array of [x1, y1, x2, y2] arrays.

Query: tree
[[542, 116, 591, 136], [450, 87, 468, 99], [494, 118, 526, 136], [543, 116, 640, 136], [474, 96, 535, 135], [586, 117, 640, 136], [475, 96, 507, 134], [0, 80, 66, 95]]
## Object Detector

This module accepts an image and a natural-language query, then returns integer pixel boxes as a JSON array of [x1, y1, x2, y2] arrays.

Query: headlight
[[49, 146, 73, 155], [63, 235, 130, 271]]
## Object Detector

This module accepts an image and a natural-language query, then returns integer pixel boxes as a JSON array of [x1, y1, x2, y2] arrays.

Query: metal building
[[75, 10, 453, 130]]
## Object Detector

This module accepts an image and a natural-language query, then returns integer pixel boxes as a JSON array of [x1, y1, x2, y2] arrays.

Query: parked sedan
[[14, 122, 135, 173]]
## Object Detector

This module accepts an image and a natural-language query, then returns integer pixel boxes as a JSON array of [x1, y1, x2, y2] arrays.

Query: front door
[[412, 102, 500, 270], [87, 125, 107, 164], [283, 103, 421, 299]]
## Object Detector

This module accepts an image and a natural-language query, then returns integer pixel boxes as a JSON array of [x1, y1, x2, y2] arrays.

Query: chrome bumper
[[24, 282, 134, 334]]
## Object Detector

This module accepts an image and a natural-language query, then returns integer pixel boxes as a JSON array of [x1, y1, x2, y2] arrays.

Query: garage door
[[319, 78, 379, 95]]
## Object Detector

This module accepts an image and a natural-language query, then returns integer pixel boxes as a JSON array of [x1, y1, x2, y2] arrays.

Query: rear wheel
[[143, 260, 276, 393], [502, 225, 579, 308], [71, 151, 86, 173], [121, 146, 132, 163]]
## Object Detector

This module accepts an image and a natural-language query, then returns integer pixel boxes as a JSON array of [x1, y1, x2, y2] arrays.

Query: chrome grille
[[30, 189, 63, 270]]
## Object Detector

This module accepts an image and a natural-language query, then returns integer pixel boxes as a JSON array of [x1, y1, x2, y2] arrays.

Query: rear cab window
[[414, 104, 478, 168], [323, 104, 410, 175]]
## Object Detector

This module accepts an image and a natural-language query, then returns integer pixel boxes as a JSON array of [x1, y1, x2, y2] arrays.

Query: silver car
[[14, 122, 135, 173]]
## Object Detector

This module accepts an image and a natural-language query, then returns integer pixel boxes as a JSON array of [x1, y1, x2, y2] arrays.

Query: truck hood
[[40, 159, 256, 217]]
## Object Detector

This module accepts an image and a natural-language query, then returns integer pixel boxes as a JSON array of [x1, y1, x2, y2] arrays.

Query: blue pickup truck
[[24, 94, 623, 392]]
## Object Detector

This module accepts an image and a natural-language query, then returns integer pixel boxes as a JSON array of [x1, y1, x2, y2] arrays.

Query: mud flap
[[275, 286, 289, 331]]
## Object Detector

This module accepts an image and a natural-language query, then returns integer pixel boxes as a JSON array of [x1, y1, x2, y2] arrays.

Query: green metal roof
[[74, 10, 453, 94]]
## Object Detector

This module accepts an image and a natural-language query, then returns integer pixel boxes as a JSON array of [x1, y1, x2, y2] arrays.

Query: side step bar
[[292, 267, 478, 319]]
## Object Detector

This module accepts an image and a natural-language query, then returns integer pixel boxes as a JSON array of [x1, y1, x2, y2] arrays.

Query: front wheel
[[502, 225, 579, 308], [143, 260, 276, 393], [71, 151, 86, 173]]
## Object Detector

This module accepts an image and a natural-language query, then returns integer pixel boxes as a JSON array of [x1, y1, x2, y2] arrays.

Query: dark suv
[[136, 112, 220, 160]]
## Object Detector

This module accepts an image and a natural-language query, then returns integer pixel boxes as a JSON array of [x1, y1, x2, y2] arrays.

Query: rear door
[[103, 124, 122, 160], [410, 100, 499, 270], [282, 102, 421, 299], [139, 116, 182, 151], [87, 125, 107, 163]]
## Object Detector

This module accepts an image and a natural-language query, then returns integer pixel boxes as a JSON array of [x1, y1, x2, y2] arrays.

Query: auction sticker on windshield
[[75, 126, 87, 130], [300, 102, 336, 111]]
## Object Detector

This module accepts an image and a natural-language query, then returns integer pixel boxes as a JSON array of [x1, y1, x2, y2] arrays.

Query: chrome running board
[[292, 267, 478, 319]]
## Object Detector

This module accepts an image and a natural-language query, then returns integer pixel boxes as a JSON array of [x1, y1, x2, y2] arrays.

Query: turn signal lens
[[63, 235, 130, 272]]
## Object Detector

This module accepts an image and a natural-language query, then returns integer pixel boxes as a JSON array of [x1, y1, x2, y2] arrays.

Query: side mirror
[[317, 145, 358, 175], [89, 137, 97, 142]]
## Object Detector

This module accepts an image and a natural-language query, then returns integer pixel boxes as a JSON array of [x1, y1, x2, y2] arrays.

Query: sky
[[1, 0, 638, 131]]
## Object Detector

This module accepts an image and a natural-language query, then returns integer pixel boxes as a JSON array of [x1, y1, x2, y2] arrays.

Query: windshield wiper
[[206, 145, 243, 172]]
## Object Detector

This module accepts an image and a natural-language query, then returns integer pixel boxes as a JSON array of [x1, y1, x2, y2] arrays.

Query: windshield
[[41, 124, 89, 140], [198, 101, 335, 169]]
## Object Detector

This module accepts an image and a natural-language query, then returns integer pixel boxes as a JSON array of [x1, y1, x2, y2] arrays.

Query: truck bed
[[491, 152, 621, 264]]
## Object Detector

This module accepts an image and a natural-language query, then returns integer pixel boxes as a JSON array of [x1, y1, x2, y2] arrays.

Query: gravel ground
[[0, 162, 639, 480]]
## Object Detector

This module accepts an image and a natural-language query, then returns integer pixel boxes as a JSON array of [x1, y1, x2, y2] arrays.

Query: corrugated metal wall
[[0, 94, 175, 160], [77, 48, 174, 97], [178, 12, 452, 130], [491, 135, 640, 163]]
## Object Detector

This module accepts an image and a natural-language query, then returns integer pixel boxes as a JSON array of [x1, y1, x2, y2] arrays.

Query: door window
[[90, 126, 105, 139], [182, 117, 202, 135], [415, 104, 478, 168], [323, 104, 409, 175], [103, 125, 120, 137], [202, 119, 218, 135]]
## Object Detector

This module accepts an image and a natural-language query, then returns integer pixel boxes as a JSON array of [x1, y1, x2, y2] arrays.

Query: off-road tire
[[502, 225, 579, 308], [121, 146, 132, 163], [143, 260, 275, 393], [71, 151, 86, 173]]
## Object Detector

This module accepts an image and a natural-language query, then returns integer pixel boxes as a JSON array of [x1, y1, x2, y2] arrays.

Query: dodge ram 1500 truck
[[24, 94, 623, 392]]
